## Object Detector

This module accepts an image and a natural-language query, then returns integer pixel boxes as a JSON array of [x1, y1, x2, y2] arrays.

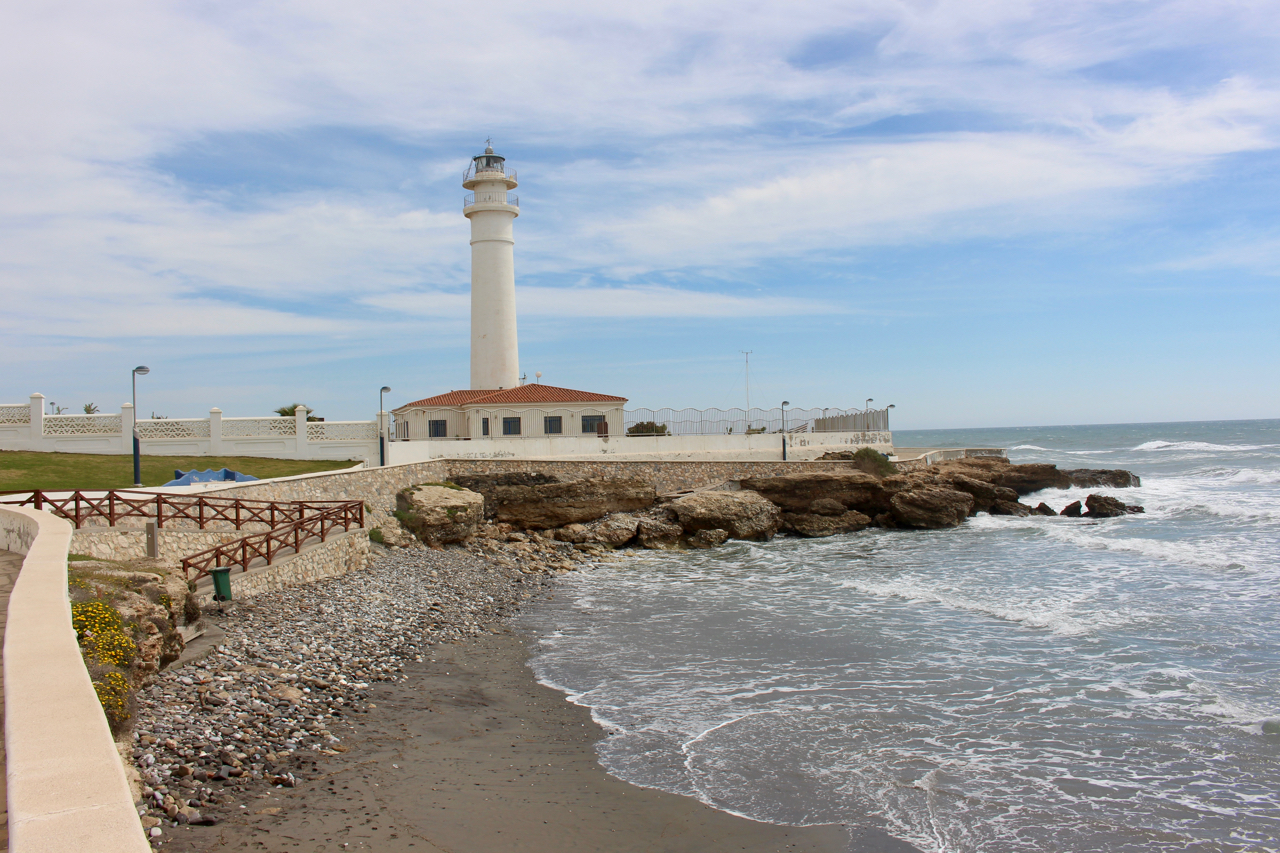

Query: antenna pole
[[741, 351, 753, 421]]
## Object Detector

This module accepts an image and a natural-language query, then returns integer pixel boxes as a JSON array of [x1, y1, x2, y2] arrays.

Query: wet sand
[[161, 627, 920, 853]]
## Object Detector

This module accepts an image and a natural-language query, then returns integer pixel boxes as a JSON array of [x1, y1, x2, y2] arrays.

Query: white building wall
[[387, 430, 893, 463]]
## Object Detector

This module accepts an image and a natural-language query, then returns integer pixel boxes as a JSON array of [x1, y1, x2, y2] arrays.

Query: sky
[[2, 0, 1278, 429]]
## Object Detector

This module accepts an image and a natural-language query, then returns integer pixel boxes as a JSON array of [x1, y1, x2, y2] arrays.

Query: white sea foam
[[836, 575, 1111, 636], [1133, 440, 1272, 452]]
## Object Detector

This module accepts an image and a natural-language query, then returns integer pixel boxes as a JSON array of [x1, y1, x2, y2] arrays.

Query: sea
[[518, 419, 1280, 853]]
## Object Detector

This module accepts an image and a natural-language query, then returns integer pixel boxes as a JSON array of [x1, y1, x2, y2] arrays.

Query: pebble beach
[[131, 541, 566, 839], [132, 537, 859, 852]]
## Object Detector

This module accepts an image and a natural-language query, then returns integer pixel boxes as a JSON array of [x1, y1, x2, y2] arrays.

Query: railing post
[[33, 490, 42, 511], [156, 494, 164, 529]]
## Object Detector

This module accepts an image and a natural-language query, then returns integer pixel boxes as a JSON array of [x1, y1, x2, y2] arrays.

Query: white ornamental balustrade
[[306, 421, 378, 441], [42, 414, 123, 435], [0, 405, 31, 424], [221, 418, 297, 438], [135, 419, 212, 439]]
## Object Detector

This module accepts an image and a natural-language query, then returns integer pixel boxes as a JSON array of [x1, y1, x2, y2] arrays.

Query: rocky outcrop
[[1065, 469, 1142, 488], [935, 457, 1140, 496], [889, 487, 975, 529], [944, 474, 1020, 514], [669, 491, 782, 541], [396, 484, 484, 545], [636, 516, 683, 549], [490, 478, 657, 529], [783, 510, 872, 538], [687, 529, 729, 549], [448, 472, 561, 518], [739, 472, 889, 516], [584, 513, 641, 547], [990, 500, 1032, 517], [1060, 500, 1083, 518], [1032, 502, 1057, 516], [1083, 494, 1145, 518]]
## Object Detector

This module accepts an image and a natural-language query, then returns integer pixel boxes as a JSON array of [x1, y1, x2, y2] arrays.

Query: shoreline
[[163, 626, 878, 852], [135, 542, 921, 852]]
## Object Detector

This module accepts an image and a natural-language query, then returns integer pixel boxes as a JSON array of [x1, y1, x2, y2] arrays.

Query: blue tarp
[[164, 468, 259, 486]]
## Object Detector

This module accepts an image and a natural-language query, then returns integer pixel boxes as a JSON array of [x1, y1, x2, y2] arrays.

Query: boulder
[[555, 523, 590, 544], [637, 517, 683, 549], [1032, 502, 1057, 516], [809, 498, 847, 516], [889, 487, 975, 529], [491, 479, 657, 529], [1060, 500, 1083, 518], [934, 458, 1071, 494], [396, 484, 484, 545], [945, 474, 1020, 514], [1083, 494, 1145, 518], [739, 472, 890, 516], [584, 513, 640, 547], [990, 500, 1032, 517], [1064, 469, 1141, 489], [784, 510, 872, 538], [687, 529, 729, 549], [448, 472, 561, 518], [669, 491, 782, 541]]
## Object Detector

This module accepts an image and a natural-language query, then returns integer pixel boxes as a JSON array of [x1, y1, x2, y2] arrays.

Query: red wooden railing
[[180, 501, 364, 583], [0, 489, 350, 531], [0, 488, 367, 586]]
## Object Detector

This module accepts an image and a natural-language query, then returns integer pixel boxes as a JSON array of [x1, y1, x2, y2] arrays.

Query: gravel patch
[[130, 536, 598, 844]]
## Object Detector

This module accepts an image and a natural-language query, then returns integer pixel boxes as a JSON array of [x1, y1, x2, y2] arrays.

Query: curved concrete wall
[[0, 506, 149, 852]]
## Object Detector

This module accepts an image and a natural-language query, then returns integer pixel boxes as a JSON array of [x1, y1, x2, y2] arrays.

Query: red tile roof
[[395, 389, 498, 409], [395, 384, 627, 411], [474, 384, 627, 405]]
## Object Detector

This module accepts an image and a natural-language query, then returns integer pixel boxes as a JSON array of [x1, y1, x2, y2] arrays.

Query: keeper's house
[[392, 384, 627, 441]]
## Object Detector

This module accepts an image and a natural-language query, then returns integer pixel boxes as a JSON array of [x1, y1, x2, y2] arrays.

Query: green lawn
[[0, 450, 359, 492]]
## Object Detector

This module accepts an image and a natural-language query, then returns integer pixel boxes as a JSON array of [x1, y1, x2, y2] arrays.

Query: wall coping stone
[[1, 506, 150, 852]]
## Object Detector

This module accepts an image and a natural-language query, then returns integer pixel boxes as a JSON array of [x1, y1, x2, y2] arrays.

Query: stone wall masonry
[[202, 461, 449, 530], [70, 528, 259, 562], [191, 530, 370, 606]]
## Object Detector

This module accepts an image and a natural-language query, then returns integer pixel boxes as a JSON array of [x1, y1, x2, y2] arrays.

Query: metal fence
[[625, 406, 887, 436]]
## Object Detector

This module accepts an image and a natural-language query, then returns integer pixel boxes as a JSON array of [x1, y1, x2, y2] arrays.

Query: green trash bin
[[211, 567, 233, 602]]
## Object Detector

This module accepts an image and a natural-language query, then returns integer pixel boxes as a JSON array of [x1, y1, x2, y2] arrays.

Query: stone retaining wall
[[192, 529, 371, 605], [70, 528, 260, 562]]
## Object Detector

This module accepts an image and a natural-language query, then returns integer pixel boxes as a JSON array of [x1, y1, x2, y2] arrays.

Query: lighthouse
[[464, 142, 521, 390]]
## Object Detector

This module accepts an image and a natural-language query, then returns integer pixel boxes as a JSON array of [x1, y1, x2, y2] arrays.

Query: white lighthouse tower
[[463, 142, 521, 390]]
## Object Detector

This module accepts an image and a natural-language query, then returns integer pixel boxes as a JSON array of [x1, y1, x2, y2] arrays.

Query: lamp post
[[379, 386, 391, 467], [886, 403, 895, 431], [131, 365, 150, 487], [866, 397, 874, 410], [781, 401, 790, 461]]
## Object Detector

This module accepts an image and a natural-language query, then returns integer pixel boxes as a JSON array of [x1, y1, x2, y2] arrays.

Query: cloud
[[363, 284, 842, 319]]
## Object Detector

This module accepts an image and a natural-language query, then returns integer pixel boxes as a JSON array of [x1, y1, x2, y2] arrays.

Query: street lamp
[[866, 397, 874, 410], [379, 386, 391, 467], [132, 366, 150, 487], [781, 401, 790, 461]]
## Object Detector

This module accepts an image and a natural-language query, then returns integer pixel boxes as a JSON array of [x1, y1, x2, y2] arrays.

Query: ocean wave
[[1133, 440, 1272, 452], [1011, 444, 1051, 451], [837, 575, 1113, 636]]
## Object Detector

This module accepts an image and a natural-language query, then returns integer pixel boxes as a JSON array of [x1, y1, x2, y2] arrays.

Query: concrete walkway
[[0, 548, 26, 851]]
